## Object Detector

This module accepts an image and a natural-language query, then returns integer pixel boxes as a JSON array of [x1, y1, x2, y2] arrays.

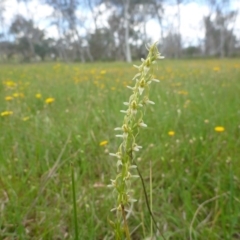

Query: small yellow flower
[[45, 97, 55, 104], [1, 111, 13, 117], [36, 93, 42, 99], [13, 93, 19, 98], [22, 116, 30, 121], [5, 96, 13, 101], [213, 66, 220, 72], [100, 140, 108, 146], [178, 90, 188, 95], [168, 131, 175, 136], [214, 126, 225, 132], [4, 80, 16, 88], [100, 70, 106, 75]]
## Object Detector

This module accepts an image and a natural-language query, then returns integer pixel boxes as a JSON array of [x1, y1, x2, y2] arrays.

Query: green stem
[[150, 160, 153, 238], [121, 203, 131, 240], [71, 164, 79, 240]]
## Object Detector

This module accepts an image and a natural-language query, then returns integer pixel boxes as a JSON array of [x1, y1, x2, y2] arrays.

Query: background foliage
[[0, 0, 240, 62]]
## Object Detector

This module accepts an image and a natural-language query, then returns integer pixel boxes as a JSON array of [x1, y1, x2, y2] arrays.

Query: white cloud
[[146, 2, 210, 46], [2, 0, 56, 38], [4, 0, 53, 22], [146, 1, 240, 46]]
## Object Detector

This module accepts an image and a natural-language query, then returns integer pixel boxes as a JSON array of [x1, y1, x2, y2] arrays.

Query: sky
[[1, 0, 240, 46]]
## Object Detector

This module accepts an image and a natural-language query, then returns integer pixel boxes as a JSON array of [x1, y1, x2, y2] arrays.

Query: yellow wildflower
[[213, 66, 220, 72], [1, 111, 13, 117], [100, 70, 106, 75], [214, 126, 225, 132], [99, 140, 108, 146], [168, 131, 175, 136], [13, 93, 19, 98], [22, 116, 30, 121], [45, 97, 55, 104], [178, 90, 188, 95], [213, 67, 220, 72], [36, 93, 42, 99], [5, 96, 13, 101], [12, 93, 24, 98], [4, 80, 16, 88]]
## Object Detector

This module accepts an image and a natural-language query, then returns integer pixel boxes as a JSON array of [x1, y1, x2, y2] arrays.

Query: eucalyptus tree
[[14, 0, 36, 59], [151, 0, 165, 46], [0, 0, 6, 39], [99, 0, 133, 62], [99, 0, 161, 62], [40, 0, 92, 62], [9, 16, 43, 60], [0, 0, 8, 60], [203, 0, 238, 57]]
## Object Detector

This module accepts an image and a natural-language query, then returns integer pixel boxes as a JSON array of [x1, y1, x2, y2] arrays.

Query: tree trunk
[[176, 0, 181, 58], [124, 0, 132, 62], [220, 24, 225, 58], [153, 2, 164, 51], [23, 0, 35, 60]]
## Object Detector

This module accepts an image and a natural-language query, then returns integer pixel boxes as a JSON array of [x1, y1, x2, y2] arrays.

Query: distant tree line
[[0, 0, 239, 62]]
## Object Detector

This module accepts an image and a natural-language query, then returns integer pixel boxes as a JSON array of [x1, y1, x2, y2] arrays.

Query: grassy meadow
[[0, 59, 240, 239]]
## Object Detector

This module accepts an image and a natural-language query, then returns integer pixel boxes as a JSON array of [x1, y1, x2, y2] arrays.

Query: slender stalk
[[71, 164, 79, 240], [150, 160, 153, 239], [121, 204, 131, 240], [108, 42, 164, 239]]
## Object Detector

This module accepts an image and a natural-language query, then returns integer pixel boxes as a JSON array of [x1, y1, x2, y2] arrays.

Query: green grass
[[0, 60, 240, 239]]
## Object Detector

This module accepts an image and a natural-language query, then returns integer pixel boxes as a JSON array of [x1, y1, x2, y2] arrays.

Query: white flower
[[122, 124, 129, 132], [116, 132, 128, 139], [138, 78, 146, 95], [133, 64, 141, 70], [117, 160, 123, 171], [129, 100, 138, 115], [114, 124, 129, 135], [129, 198, 137, 203], [107, 179, 116, 188], [133, 144, 142, 152], [143, 97, 155, 105], [129, 165, 137, 169], [130, 109, 137, 115], [143, 66, 150, 74], [123, 171, 131, 181], [138, 121, 147, 128], [110, 204, 121, 212], [138, 86, 144, 95], [116, 134, 124, 138], [148, 78, 160, 85], [132, 73, 141, 80], [109, 152, 121, 159], [130, 174, 140, 178], [120, 110, 128, 114], [146, 100, 155, 105], [127, 85, 135, 90]]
